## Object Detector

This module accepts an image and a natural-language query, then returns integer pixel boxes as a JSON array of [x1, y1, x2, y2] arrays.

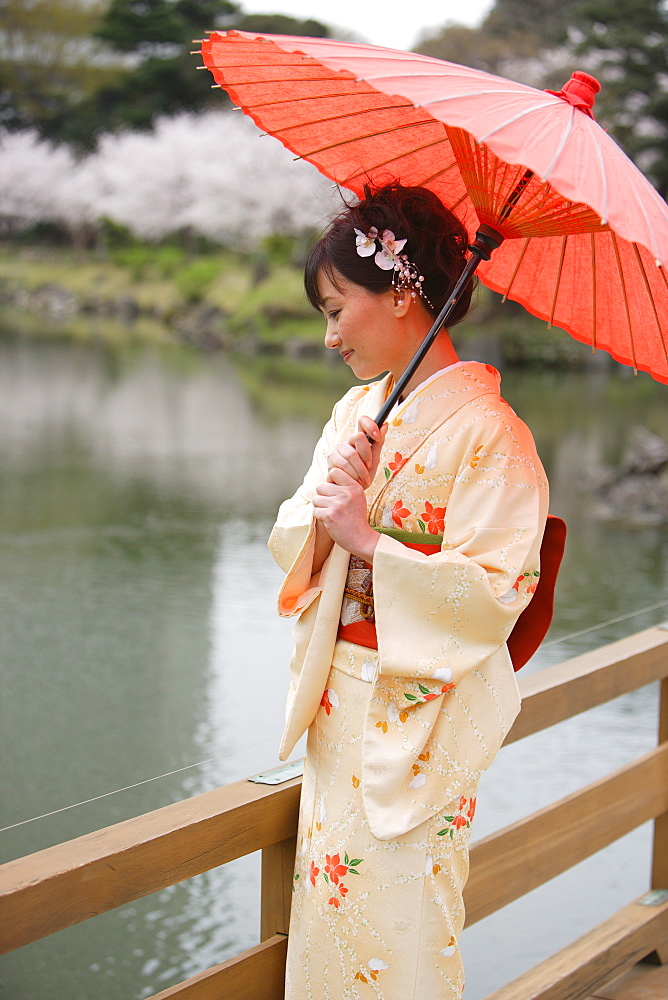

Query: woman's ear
[[392, 289, 412, 317]]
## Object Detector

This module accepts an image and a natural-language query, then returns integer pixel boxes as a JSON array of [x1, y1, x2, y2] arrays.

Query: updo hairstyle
[[305, 182, 474, 326]]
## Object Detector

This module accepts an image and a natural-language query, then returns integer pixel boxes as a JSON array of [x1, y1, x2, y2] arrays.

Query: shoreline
[[0, 243, 610, 371]]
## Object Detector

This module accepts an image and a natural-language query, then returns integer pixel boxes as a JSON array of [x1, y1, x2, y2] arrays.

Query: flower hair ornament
[[354, 226, 435, 310]]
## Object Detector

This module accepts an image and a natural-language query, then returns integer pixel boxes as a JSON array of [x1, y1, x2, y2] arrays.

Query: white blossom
[[361, 657, 378, 683], [387, 701, 399, 723], [0, 131, 74, 231], [0, 111, 341, 243]]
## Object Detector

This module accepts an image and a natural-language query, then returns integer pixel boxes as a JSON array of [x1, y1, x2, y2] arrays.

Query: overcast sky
[[239, 0, 494, 51]]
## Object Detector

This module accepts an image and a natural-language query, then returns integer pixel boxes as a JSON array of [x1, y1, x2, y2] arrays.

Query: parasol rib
[[658, 268, 668, 365], [447, 192, 469, 213], [411, 159, 464, 189], [501, 237, 530, 302], [628, 171, 663, 265], [292, 118, 440, 161], [420, 87, 539, 107], [500, 169, 534, 222], [548, 236, 568, 328], [642, 172, 668, 226], [633, 244, 668, 365], [227, 92, 416, 113], [583, 116, 609, 225], [258, 104, 431, 138], [479, 101, 558, 143], [611, 232, 637, 372], [341, 137, 454, 186], [541, 107, 574, 183]]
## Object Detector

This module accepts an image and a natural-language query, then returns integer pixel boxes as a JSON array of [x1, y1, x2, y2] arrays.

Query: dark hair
[[304, 183, 474, 326]]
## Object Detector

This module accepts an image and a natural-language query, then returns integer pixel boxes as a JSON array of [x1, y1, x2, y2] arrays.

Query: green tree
[[414, 21, 539, 75], [414, 0, 582, 74], [75, 1, 332, 146], [483, 0, 578, 46], [233, 13, 330, 37], [95, 0, 238, 51], [0, 0, 333, 148], [572, 0, 668, 197], [63, 0, 240, 145], [0, 0, 118, 136]]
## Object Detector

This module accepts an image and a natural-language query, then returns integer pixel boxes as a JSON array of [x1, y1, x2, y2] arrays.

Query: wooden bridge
[[1, 624, 667, 999]]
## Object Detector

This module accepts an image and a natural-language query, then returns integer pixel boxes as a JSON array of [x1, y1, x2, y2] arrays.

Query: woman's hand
[[326, 417, 388, 489], [312, 469, 379, 563]]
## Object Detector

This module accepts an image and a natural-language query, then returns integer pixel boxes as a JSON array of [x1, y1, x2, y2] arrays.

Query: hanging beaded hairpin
[[354, 226, 435, 310]]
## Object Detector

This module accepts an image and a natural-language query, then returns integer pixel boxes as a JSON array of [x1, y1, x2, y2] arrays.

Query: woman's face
[[317, 268, 410, 381]]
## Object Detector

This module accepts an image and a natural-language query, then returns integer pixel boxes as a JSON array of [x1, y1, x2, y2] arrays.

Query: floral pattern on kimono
[[269, 361, 548, 838], [270, 361, 549, 1000], [286, 640, 478, 1000]]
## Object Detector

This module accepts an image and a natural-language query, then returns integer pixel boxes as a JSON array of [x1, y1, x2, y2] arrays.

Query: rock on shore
[[585, 427, 668, 525]]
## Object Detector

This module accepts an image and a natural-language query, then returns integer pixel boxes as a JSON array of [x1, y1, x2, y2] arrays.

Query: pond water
[[0, 338, 667, 1000]]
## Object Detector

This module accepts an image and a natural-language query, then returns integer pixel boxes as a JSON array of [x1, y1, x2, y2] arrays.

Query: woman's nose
[[324, 326, 341, 350]]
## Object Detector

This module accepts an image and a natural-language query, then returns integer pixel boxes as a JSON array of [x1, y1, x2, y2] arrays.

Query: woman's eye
[[328, 310, 340, 320]]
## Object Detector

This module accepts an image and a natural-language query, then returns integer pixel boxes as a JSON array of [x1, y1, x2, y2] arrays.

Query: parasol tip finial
[[546, 71, 601, 117], [562, 71, 601, 111]]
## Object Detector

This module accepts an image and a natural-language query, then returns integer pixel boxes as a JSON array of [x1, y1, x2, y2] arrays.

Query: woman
[[268, 183, 548, 999]]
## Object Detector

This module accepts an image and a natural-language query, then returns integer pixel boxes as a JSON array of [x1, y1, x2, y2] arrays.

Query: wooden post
[[652, 676, 668, 891], [650, 675, 668, 964], [261, 836, 297, 941]]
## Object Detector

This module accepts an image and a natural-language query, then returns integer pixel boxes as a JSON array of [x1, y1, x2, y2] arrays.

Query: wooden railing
[[1, 624, 667, 1000]]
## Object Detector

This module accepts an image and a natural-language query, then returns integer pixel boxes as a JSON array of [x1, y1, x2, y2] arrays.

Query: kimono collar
[[361, 361, 504, 514], [362, 361, 502, 424], [387, 360, 500, 419]]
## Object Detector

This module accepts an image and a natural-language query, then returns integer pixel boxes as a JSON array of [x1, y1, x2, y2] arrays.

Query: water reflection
[[0, 339, 666, 999]]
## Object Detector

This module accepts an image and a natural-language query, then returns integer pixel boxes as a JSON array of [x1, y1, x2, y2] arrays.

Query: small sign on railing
[[637, 889, 668, 906], [249, 760, 305, 785]]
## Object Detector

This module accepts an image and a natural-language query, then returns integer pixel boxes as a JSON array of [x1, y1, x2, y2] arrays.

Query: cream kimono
[[268, 361, 548, 1000]]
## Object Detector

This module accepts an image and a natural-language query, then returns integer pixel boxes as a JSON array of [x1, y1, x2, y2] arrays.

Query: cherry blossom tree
[[0, 131, 75, 234], [0, 112, 337, 245]]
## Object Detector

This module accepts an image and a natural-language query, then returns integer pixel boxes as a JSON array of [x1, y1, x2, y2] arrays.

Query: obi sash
[[337, 515, 566, 671]]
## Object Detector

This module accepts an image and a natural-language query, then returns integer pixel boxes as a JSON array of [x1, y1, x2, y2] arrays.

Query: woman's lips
[[341, 349, 353, 363]]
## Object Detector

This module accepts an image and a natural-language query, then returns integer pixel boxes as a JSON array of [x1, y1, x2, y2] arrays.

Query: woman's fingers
[[358, 417, 388, 482], [350, 427, 373, 465], [327, 440, 370, 486], [358, 415, 381, 444], [314, 477, 361, 507], [327, 467, 359, 488], [312, 480, 338, 503], [311, 479, 377, 560], [325, 418, 389, 488]]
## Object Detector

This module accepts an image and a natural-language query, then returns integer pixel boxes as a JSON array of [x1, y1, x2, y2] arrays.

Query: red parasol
[[197, 31, 668, 391]]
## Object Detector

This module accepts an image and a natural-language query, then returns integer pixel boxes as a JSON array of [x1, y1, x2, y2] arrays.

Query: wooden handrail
[[148, 936, 288, 1000], [0, 774, 300, 955], [0, 624, 666, 998], [465, 743, 668, 926], [509, 624, 668, 744], [484, 895, 668, 1000]]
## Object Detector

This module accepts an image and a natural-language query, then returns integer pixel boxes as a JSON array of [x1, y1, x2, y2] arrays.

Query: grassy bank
[[0, 243, 321, 347], [0, 242, 598, 370]]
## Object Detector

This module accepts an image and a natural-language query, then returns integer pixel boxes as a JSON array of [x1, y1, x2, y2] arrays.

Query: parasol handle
[[371, 225, 504, 430]]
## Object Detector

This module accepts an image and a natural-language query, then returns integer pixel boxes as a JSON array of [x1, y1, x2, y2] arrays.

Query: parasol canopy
[[198, 31, 668, 386]]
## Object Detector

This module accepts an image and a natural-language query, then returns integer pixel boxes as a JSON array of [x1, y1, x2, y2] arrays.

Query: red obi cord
[[337, 516, 566, 671]]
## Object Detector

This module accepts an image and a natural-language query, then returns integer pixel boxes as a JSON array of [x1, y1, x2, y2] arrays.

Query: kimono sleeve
[[372, 410, 548, 690], [268, 388, 357, 618], [361, 412, 548, 839]]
